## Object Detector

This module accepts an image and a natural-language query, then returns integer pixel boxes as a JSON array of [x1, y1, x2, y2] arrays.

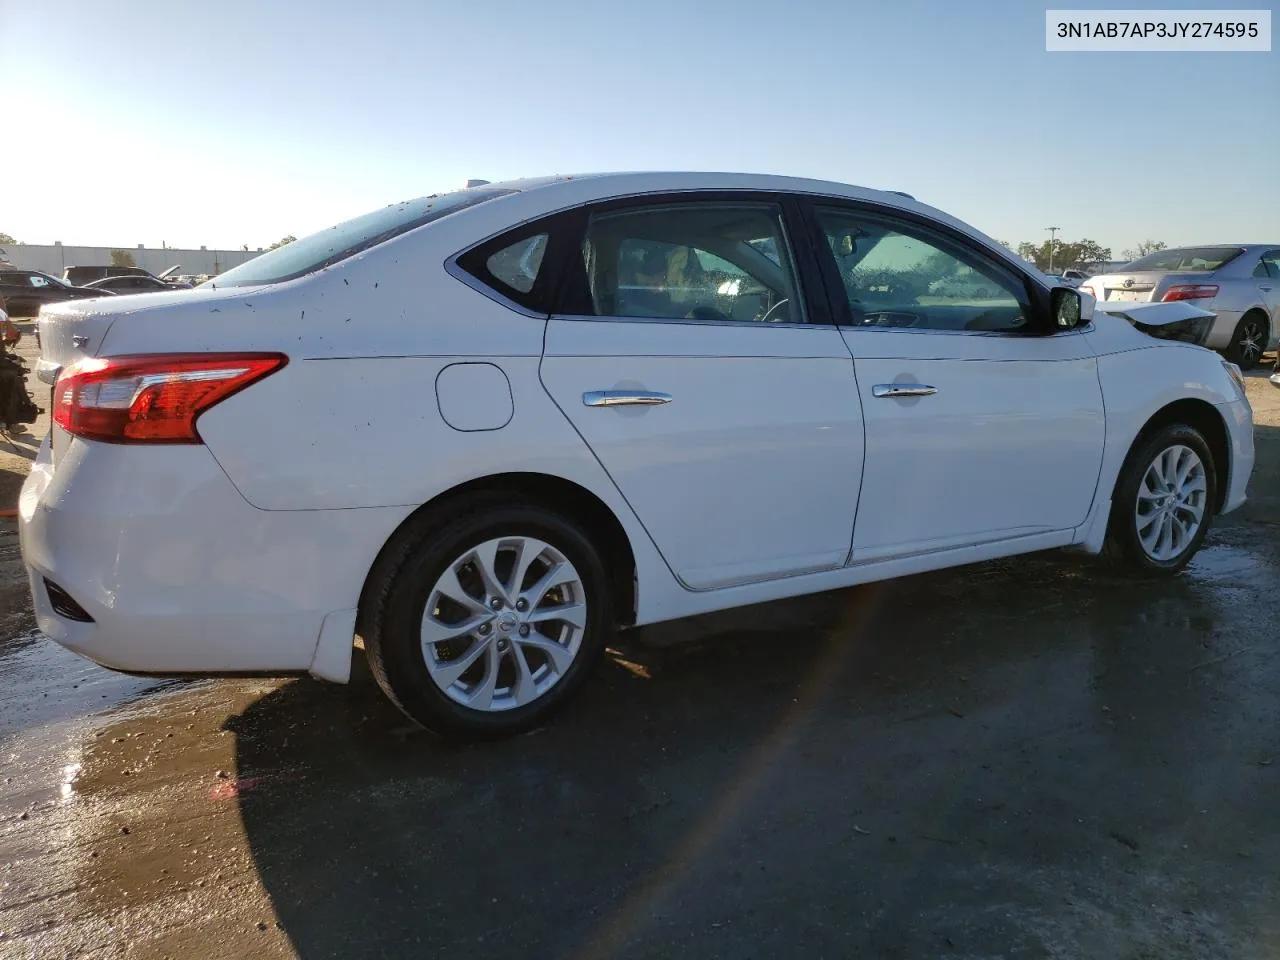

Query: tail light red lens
[[1162, 284, 1219, 302], [53, 353, 287, 444], [1080, 284, 1096, 298]]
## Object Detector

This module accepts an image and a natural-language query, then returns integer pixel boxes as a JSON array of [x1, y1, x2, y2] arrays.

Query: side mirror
[[1051, 286, 1089, 329]]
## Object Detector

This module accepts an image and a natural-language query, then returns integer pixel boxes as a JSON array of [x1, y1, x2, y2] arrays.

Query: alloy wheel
[[1134, 444, 1207, 562], [420, 537, 586, 711]]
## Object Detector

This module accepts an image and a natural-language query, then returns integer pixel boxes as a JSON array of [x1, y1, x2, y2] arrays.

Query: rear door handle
[[583, 390, 672, 407], [872, 383, 937, 398]]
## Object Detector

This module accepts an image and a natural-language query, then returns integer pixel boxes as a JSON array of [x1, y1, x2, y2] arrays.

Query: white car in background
[[20, 172, 1255, 737], [1083, 245, 1280, 369]]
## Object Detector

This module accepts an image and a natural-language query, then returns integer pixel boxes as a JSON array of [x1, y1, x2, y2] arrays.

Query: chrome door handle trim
[[583, 390, 672, 407], [872, 383, 937, 398]]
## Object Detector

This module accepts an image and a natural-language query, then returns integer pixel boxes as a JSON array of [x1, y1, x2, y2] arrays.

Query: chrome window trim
[[549, 313, 836, 331]]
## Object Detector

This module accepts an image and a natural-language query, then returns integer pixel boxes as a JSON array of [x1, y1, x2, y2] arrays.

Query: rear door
[[538, 194, 865, 591], [804, 201, 1106, 561]]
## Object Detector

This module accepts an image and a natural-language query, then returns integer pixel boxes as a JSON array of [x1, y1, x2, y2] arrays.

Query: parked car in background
[[83, 274, 192, 294], [1082, 245, 1280, 368], [0, 268, 113, 317], [1060, 268, 1087, 287], [22, 172, 1255, 738], [63, 265, 191, 288]]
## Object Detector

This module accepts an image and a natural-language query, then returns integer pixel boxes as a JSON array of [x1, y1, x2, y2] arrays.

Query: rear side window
[[455, 214, 573, 314], [484, 234, 549, 294], [209, 188, 515, 288]]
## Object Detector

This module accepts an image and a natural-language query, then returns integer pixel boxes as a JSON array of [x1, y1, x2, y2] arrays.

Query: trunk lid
[[1086, 271, 1203, 303]]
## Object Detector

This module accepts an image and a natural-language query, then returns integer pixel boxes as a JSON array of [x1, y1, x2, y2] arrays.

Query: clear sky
[[2, 0, 1276, 254]]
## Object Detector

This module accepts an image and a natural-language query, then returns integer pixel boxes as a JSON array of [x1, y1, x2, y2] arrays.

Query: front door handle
[[583, 390, 672, 407], [872, 383, 937, 398]]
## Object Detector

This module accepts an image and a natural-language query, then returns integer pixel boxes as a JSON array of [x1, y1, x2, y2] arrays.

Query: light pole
[[1045, 226, 1060, 272]]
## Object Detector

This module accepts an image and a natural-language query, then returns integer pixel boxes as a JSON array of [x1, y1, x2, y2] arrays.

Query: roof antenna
[[464, 179, 491, 188]]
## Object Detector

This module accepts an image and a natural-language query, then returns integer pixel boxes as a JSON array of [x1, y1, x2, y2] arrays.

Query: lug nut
[[478, 623, 491, 635], [519, 625, 530, 637], [515, 598, 528, 612], [489, 597, 503, 610]]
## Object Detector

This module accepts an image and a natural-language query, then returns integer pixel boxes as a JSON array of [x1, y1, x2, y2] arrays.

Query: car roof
[[457, 171, 1005, 251], [479, 170, 918, 206]]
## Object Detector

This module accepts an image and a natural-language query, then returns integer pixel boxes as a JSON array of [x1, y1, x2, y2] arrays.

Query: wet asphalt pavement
[[2, 372, 1278, 959]]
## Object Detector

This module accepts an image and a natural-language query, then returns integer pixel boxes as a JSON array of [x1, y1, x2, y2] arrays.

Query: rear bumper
[[18, 434, 407, 678]]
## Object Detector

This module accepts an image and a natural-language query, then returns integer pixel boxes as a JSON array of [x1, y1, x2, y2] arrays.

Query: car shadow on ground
[[224, 538, 1278, 959]]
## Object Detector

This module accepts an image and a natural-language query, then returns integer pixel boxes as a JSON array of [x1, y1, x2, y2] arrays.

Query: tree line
[[1001, 237, 1167, 272]]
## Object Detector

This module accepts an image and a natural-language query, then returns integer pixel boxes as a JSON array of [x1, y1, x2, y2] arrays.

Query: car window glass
[[29, 275, 49, 288], [581, 202, 803, 324], [1260, 252, 1280, 279], [815, 207, 1028, 333], [485, 233, 548, 294]]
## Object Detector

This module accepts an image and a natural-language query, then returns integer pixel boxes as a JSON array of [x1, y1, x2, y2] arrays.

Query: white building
[[0, 242, 264, 279]]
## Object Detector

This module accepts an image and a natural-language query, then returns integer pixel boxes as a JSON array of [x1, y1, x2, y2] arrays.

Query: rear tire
[[362, 497, 613, 738], [1101, 423, 1217, 577], [1223, 311, 1268, 370]]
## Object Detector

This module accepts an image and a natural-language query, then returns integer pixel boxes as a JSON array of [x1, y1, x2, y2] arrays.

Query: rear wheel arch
[[356, 472, 639, 639]]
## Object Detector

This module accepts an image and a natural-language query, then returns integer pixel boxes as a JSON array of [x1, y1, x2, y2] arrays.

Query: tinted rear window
[[207, 188, 515, 288], [1121, 247, 1244, 272]]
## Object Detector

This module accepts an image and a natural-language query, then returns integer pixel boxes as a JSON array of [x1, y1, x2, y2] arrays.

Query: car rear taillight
[[1162, 284, 1219, 302], [1080, 284, 1096, 298], [53, 353, 287, 444]]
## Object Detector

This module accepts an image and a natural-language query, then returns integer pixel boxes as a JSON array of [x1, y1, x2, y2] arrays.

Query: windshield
[[206, 188, 515, 288], [1121, 247, 1244, 272]]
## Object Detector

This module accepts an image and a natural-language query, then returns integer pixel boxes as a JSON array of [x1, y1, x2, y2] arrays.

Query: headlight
[[1222, 360, 1246, 398]]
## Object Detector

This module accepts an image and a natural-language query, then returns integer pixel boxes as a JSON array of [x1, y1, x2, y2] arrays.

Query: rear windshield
[[1121, 247, 1244, 272], [206, 188, 515, 288]]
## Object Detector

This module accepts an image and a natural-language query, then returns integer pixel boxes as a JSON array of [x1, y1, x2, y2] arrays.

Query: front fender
[[1071, 340, 1250, 552]]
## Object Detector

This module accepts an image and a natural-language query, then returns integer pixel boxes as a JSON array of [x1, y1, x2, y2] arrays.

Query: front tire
[[363, 499, 613, 738], [1102, 423, 1217, 577]]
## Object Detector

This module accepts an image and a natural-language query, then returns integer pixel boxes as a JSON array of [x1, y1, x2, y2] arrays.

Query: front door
[[807, 202, 1106, 562], [539, 196, 865, 591]]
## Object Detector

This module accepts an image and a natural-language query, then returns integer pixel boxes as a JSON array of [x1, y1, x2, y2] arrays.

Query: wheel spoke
[[509, 643, 537, 706], [1180, 474, 1207, 498], [527, 601, 587, 630], [1171, 515, 1189, 551], [1137, 476, 1164, 502], [434, 566, 489, 616], [428, 636, 491, 688], [520, 561, 579, 608], [1154, 515, 1172, 559], [1174, 448, 1196, 487], [421, 612, 490, 649], [470, 539, 509, 602], [518, 634, 576, 674], [1137, 509, 1161, 534], [1174, 501, 1202, 523], [464, 644, 500, 710], [509, 538, 549, 599]]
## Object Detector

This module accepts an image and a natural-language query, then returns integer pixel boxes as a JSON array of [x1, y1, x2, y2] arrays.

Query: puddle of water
[[0, 630, 200, 815], [0, 631, 178, 740]]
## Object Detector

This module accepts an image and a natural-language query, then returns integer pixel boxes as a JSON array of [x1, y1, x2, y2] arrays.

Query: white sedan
[[20, 172, 1256, 737]]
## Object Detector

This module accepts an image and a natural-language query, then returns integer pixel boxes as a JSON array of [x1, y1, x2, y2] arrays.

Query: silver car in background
[[1082, 245, 1280, 369]]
